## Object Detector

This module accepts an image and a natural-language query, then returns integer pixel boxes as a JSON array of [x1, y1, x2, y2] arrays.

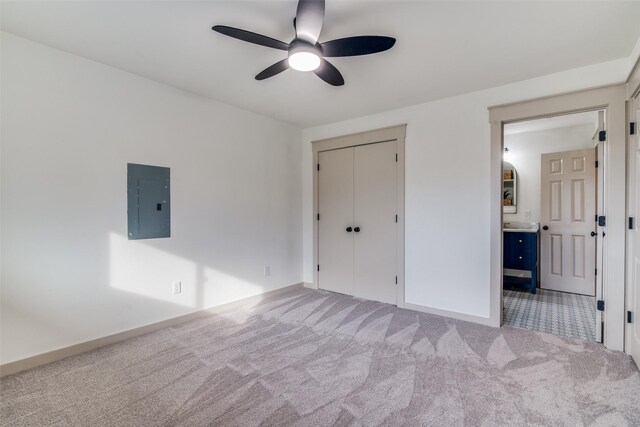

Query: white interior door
[[540, 148, 596, 296], [628, 94, 640, 366], [353, 141, 398, 304], [318, 148, 354, 295]]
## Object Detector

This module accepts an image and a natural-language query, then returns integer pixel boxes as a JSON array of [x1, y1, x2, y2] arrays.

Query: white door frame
[[489, 85, 628, 352], [311, 125, 406, 307], [626, 62, 640, 363], [595, 111, 605, 343]]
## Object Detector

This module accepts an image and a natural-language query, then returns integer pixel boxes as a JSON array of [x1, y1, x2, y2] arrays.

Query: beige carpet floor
[[2, 288, 639, 426]]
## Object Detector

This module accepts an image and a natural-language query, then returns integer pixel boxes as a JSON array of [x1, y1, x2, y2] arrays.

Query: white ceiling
[[2, 1, 639, 127]]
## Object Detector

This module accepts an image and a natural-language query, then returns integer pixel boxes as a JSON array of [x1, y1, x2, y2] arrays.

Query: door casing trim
[[626, 59, 640, 362], [625, 90, 640, 362], [489, 84, 628, 352]]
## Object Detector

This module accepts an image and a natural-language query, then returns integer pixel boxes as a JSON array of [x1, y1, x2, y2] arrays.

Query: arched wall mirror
[[503, 161, 517, 213]]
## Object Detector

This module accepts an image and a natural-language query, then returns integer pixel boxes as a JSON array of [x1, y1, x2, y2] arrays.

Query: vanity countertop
[[503, 222, 539, 233]]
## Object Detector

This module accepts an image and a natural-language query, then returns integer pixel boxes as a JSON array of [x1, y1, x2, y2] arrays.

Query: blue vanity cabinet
[[503, 231, 538, 293]]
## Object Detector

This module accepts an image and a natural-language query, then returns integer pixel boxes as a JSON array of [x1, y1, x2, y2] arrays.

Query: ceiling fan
[[212, 0, 396, 86]]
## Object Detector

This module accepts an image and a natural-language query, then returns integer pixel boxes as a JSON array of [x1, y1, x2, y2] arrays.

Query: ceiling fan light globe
[[288, 51, 321, 71]]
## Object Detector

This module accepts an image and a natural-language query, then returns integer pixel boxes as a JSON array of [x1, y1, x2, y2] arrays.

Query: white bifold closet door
[[318, 147, 355, 296], [318, 141, 397, 305]]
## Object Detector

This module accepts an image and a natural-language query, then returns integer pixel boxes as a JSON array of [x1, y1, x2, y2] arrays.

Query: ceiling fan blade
[[321, 36, 396, 57], [255, 59, 290, 80], [212, 25, 289, 51], [313, 59, 344, 86], [295, 0, 325, 44]]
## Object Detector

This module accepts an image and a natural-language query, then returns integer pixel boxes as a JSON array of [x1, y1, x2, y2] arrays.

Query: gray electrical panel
[[127, 163, 170, 240]]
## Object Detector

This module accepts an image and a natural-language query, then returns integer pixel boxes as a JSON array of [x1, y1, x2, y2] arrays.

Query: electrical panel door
[[127, 163, 170, 239]]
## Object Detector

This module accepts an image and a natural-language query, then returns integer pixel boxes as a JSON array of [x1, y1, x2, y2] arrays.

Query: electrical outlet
[[172, 281, 182, 294], [264, 266, 271, 277], [524, 210, 531, 220]]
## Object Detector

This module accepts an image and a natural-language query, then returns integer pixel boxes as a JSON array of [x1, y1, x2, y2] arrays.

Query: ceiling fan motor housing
[[287, 39, 323, 71], [288, 39, 322, 58]]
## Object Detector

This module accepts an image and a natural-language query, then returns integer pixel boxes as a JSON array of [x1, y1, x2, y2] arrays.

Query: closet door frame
[[312, 125, 407, 307]]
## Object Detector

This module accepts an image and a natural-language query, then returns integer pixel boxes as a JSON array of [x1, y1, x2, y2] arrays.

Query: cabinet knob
[[518, 256, 523, 260], [354, 227, 361, 233], [518, 239, 523, 243], [346, 227, 353, 232], [543, 225, 549, 230]]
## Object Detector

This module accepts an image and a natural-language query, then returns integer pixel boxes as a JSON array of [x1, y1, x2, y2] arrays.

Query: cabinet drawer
[[505, 253, 532, 270], [504, 232, 534, 249]]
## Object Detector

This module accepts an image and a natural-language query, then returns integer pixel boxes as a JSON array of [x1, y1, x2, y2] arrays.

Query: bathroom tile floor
[[503, 288, 596, 342]]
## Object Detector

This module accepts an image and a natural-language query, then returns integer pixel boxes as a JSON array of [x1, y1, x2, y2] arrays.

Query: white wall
[[504, 124, 596, 223], [0, 33, 302, 363], [302, 57, 632, 320]]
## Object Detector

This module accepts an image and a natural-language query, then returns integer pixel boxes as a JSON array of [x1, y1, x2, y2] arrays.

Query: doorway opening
[[500, 110, 605, 342]]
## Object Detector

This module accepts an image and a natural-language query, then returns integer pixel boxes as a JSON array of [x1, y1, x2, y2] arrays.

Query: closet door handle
[[354, 227, 361, 233], [346, 227, 353, 232], [590, 231, 597, 237]]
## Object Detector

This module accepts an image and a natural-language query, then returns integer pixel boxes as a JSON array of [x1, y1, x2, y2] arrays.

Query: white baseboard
[[300, 283, 495, 327], [403, 302, 497, 327], [0, 282, 303, 377]]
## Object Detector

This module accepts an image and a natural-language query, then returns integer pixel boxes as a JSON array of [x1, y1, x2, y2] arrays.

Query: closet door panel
[[318, 148, 354, 295], [353, 141, 397, 304]]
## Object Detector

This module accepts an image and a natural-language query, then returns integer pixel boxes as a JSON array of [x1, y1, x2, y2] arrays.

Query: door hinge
[[595, 214, 598, 222], [595, 160, 598, 168], [595, 268, 597, 276], [598, 215, 606, 227], [598, 130, 606, 142], [631, 122, 636, 135], [395, 214, 398, 223], [317, 164, 320, 171], [317, 265, 320, 272], [317, 213, 320, 221], [395, 276, 398, 284], [628, 311, 633, 324], [597, 300, 605, 311], [395, 153, 398, 162], [630, 217, 635, 230]]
